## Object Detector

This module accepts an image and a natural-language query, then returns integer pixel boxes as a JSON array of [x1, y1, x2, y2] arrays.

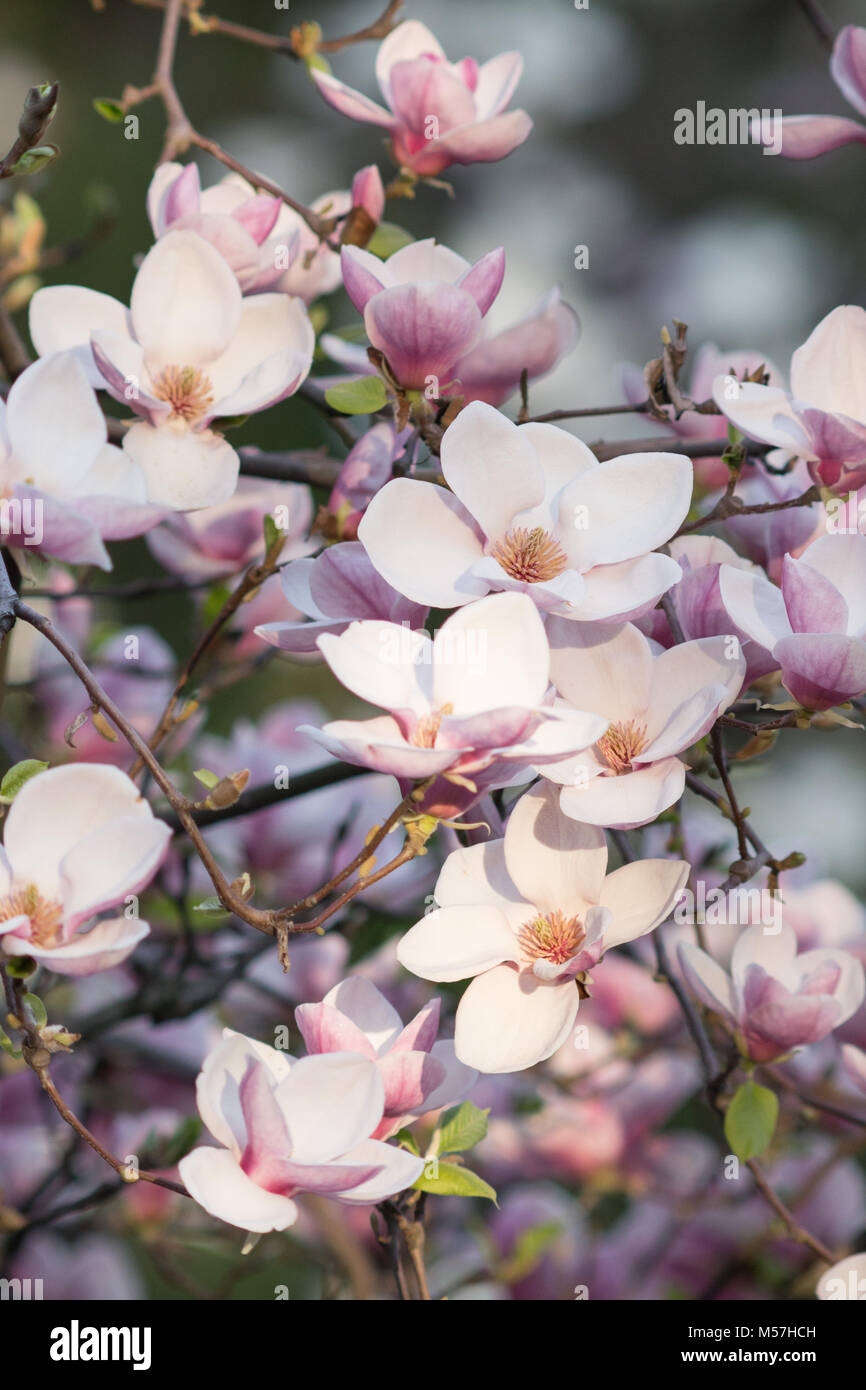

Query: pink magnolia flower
[[712, 306, 866, 491], [29, 230, 314, 510], [0, 764, 171, 976], [339, 239, 505, 390], [178, 1030, 424, 1232], [146, 162, 291, 293], [754, 25, 866, 159], [254, 541, 428, 655], [397, 781, 689, 1072], [320, 421, 409, 540], [323, 284, 579, 409], [0, 352, 162, 569], [678, 923, 865, 1063], [637, 536, 778, 687], [358, 401, 692, 619], [297, 592, 608, 820], [146, 477, 315, 581], [540, 618, 745, 829], [721, 459, 820, 580], [311, 19, 532, 177], [295, 977, 477, 1139], [718, 532, 866, 709]]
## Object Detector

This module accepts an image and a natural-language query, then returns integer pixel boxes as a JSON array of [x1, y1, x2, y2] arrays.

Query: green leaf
[[10, 145, 59, 176], [366, 222, 415, 260], [325, 376, 387, 416], [263, 512, 282, 552], [193, 768, 220, 790], [724, 1080, 779, 1161], [0, 1026, 22, 1060], [437, 1101, 490, 1155], [0, 759, 48, 803], [22, 993, 47, 1028], [392, 1128, 420, 1156], [413, 1161, 497, 1203], [201, 581, 231, 627], [498, 1221, 562, 1282], [93, 98, 124, 124]]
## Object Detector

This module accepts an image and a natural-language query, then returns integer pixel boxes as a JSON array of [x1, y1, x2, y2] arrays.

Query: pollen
[[518, 909, 584, 965], [410, 703, 454, 748], [151, 364, 215, 423], [597, 719, 648, 774], [0, 883, 64, 949], [489, 526, 568, 584]]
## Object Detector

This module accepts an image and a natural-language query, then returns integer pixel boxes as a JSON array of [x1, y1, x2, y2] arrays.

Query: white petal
[[130, 230, 241, 367], [432, 592, 550, 712], [718, 564, 791, 652], [358, 478, 486, 608], [122, 421, 239, 511], [678, 940, 737, 1019], [272, 1053, 385, 1163], [397, 905, 517, 982], [440, 400, 544, 540], [332, 1139, 424, 1204], [5, 353, 105, 493], [322, 977, 403, 1054], [599, 859, 690, 948], [179, 1147, 298, 1232], [504, 780, 607, 913], [455, 964, 580, 1073], [548, 618, 653, 721], [29, 286, 132, 385]]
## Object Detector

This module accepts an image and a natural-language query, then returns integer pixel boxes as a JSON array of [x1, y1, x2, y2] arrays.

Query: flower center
[[489, 527, 568, 584], [597, 719, 648, 774], [410, 703, 454, 747], [0, 884, 63, 949], [518, 909, 584, 965], [151, 365, 215, 423]]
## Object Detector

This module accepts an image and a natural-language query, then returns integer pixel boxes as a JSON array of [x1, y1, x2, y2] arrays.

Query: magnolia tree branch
[[1, 964, 188, 1197]]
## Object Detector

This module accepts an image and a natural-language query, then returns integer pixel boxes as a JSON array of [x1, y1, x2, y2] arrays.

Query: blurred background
[[0, 0, 863, 873]]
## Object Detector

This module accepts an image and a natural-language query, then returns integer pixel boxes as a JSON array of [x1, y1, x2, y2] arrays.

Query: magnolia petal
[[179, 1147, 298, 1233], [599, 859, 690, 949], [397, 904, 517, 982], [504, 780, 607, 915], [122, 422, 240, 511], [454, 964, 579, 1073]]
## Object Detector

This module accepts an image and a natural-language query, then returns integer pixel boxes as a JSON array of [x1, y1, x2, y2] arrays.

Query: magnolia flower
[[541, 618, 745, 828], [0, 764, 171, 976], [295, 977, 477, 1139], [712, 306, 866, 491], [29, 230, 314, 510], [311, 19, 532, 177], [254, 541, 428, 655], [178, 1031, 424, 1233], [146, 162, 291, 293], [638, 536, 778, 686], [397, 781, 689, 1072], [323, 285, 579, 409], [359, 401, 691, 619], [816, 1253, 866, 1301], [754, 25, 866, 159], [718, 532, 866, 709], [339, 239, 505, 390], [0, 352, 161, 569], [678, 923, 865, 1063], [146, 477, 314, 581], [297, 591, 608, 820]]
